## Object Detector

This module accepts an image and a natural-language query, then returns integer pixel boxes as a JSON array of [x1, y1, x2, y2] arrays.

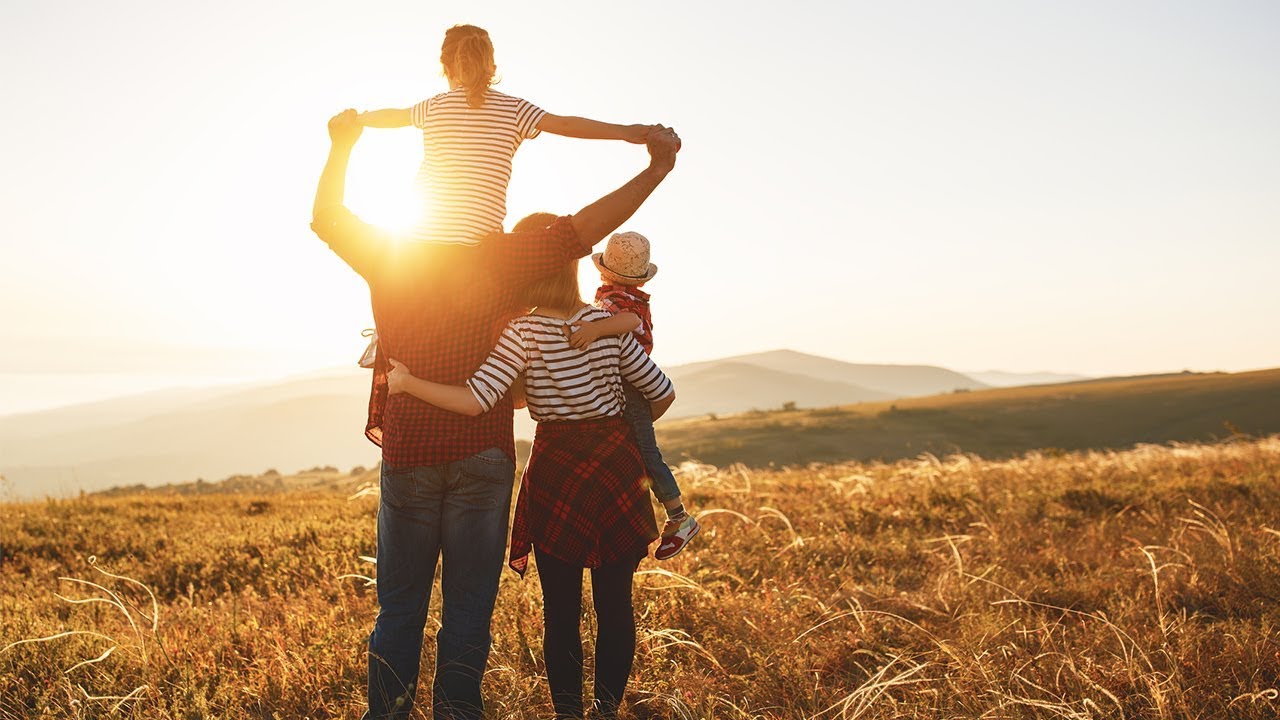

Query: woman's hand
[[386, 358, 410, 394], [511, 371, 528, 409], [384, 359, 486, 416]]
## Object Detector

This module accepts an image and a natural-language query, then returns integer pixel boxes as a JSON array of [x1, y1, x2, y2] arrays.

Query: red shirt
[[311, 206, 591, 468], [594, 284, 654, 355]]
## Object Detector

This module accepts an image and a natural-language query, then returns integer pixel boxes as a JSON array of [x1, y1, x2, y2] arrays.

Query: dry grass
[[3, 437, 1279, 719]]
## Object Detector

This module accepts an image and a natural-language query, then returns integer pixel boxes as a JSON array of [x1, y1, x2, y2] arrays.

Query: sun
[[345, 133, 427, 236]]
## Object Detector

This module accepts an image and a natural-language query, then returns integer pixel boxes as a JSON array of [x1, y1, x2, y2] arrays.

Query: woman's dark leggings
[[534, 547, 638, 719]]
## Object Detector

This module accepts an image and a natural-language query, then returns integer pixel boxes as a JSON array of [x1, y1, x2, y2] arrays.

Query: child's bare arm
[[358, 108, 412, 128], [568, 312, 642, 350], [538, 115, 654, 143]]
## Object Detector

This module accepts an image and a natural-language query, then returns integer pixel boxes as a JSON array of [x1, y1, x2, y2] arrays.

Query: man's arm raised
[[312, 109, 360, 220], [481, 126, 681, 286], [570, 126, 680, 246], [310, 109, 391, 282]]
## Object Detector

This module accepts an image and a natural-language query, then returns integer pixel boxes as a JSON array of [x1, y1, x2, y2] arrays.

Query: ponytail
[[441, 25, 496, 109]]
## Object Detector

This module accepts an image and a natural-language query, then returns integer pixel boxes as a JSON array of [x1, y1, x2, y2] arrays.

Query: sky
[[1, 1, 1278, 415]]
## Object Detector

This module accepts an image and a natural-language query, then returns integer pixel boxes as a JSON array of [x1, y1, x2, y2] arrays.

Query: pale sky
[[2, 1, 1278, 415]]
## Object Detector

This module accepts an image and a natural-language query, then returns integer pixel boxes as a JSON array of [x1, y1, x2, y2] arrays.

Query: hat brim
[[592, 253, 657, 285]]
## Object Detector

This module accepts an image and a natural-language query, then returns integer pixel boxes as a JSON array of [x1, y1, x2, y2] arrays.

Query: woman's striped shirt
[[466, 306, 674, 422], [409, 87, 545, 245]]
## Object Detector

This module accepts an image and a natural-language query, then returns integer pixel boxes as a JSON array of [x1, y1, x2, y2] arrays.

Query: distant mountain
[[0, 371, 381, 500], [2, 392, 379, 501], [0, 372, 369, 443], [668, 350, 987, 397], [661, 361, 892, 418], [0, 384, 234, 440], [965, 370, 1090, 388], [0, 351, 1082, 500]]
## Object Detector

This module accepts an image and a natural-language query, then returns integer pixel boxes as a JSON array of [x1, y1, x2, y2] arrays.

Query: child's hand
[[386, 358, 410, 394], [624, 124, 660, 144], [567, 322, 601, 350]]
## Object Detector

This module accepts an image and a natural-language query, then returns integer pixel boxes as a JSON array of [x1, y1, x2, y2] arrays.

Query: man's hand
[[646, 125, 680, 174], [386, 358, 410, 395], [566, 321, 602, 350], [328, 108, 362, 147], [568, 125, 680, 246]]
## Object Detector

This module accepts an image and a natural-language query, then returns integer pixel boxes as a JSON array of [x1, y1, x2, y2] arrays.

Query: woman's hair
[[512, 212, 557, 233], [521, 260, 581, 314], [510, 212, 580, 312], [441, 24, 497, 109]]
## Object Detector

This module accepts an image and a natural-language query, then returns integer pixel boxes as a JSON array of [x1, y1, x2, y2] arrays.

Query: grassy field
[[657, 368, 1280, 468], [3, 436, 1280, 719]]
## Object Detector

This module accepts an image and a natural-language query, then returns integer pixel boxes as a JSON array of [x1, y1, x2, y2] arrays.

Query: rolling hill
[[655, 368, 1280, 468], [6, 351, 1266, 500], [668, 349, 988, 397], [964, 369, 1090, 387], [5, 350, 979, 499], [659, 361, 892, 417]]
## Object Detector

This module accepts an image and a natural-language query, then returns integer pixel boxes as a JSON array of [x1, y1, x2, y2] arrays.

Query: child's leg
[[621, 382, 684, 517], [622, 382, 699, 560]]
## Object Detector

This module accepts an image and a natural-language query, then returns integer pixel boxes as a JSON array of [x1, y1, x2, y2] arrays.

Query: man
[[310, 109, 680, 720]]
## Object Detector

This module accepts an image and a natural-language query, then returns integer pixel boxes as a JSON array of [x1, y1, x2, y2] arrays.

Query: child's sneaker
[[655, 514, 700, 560]]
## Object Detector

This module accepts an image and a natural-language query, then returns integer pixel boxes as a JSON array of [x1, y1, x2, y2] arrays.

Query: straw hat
[[592, 231, 658, 285]]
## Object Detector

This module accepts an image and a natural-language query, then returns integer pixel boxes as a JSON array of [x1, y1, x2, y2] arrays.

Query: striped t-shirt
[[466, 306, 674, 422], [409, 87, 545, 245]]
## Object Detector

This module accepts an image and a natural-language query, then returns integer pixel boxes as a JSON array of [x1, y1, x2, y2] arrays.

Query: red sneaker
[[654, 515, 700, 560]]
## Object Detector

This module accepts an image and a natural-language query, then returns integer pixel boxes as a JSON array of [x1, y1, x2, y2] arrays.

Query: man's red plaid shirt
[[311, 206, 591, 468]]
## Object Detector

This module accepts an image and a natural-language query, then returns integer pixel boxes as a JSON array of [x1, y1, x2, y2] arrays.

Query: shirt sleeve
[[310, 205, 392, 283], [515, 98, 546, 140], [410, 97, 431, 129], [465, 323, 530, 412], [618, 333, 673, 402], [480, 215, 591, 288]]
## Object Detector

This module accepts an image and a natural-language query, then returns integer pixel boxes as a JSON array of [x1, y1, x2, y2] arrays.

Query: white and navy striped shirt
[[409, 87, 545, 245], [467, 306, 674, 422]]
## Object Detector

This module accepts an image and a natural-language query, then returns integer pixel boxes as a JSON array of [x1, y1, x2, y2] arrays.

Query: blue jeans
[[622, 382, 682, 505], [362, 447, 516, 720]]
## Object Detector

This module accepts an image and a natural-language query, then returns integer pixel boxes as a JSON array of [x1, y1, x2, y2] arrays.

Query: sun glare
[[346, 136, 427, 236], [351, 177, 425, 236]]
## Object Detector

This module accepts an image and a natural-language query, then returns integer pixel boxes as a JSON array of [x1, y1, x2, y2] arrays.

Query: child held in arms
[[568, 232, 700, 559]]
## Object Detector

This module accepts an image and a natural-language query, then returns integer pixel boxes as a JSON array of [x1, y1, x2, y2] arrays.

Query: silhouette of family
[[309, 24, 696, 720]]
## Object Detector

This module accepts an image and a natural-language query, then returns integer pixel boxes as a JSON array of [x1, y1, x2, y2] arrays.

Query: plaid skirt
[[509, 415, 658, 575]]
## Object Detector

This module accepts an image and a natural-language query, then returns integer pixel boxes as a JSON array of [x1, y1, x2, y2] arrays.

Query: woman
[[384, 216, 675, 719]]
